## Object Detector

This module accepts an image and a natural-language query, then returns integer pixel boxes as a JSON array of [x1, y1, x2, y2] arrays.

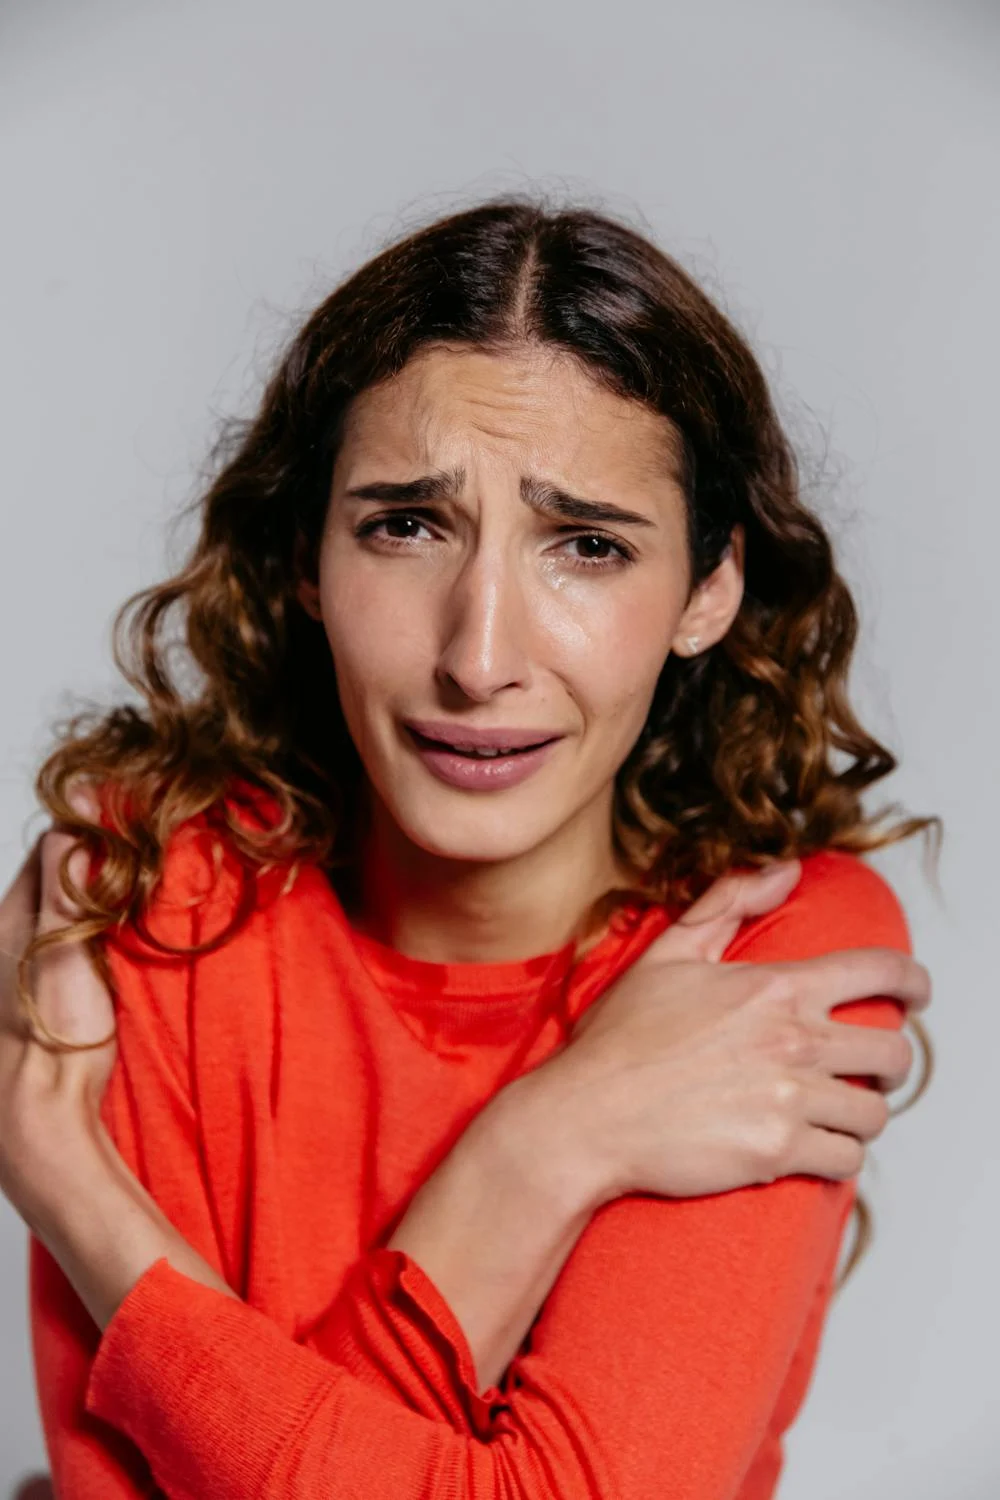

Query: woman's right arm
[[374, 856, 923, 1392]]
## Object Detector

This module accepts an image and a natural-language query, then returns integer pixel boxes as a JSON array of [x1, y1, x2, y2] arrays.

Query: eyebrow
[[343, 466, 657, 529]]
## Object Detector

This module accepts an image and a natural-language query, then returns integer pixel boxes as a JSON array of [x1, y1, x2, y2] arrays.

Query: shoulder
[[723, 848, 913, 964], [97, 781, 304, 1076], [96, 776, 293, 961]]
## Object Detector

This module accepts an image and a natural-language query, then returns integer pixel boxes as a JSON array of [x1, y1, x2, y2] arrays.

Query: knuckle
[[759, 1017, 819, 1068], [770, 1073, 806, 1114], [750, 1111, 798, 1179], [749, 966, 815, 1026], [751, 967, 802, 1016]]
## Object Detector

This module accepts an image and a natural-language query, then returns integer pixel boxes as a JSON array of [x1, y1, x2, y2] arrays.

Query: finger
[[787, 947, 932, 1018], [0, 851, 44, 1042], [792, 1126, 866, 1183], [642, 860, 802, 966], [53, 778, 104, 832], [28, 790, 114, 1051], [0, 837, 44, 959], [27, 874, 117, 1051], [37, 829, 91, 931], [38, 780, 104, 929], [803, 1073, 891, 1141], [810, 1019, 915, 1092]]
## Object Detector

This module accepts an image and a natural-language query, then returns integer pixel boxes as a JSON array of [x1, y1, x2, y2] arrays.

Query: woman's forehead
[[338, 346, 684, 494]]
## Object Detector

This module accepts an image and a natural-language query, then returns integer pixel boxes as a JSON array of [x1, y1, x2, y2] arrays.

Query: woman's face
[[298, 344, 743, 866]]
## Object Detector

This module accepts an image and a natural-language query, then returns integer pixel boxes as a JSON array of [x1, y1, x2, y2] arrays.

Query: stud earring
[[685, 635, 701, 653]]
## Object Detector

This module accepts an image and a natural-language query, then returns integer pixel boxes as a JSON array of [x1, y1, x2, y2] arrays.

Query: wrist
[[485, 1065, 616, 1216], [26, 1111, 234, 1331], [29, 1134, 166, 1326], [389, 1070, 603, 1391]]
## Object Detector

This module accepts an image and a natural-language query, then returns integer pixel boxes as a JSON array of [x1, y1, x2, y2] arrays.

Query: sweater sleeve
[[28, 814, 238, 1499], [77, 850, 915, 1500]]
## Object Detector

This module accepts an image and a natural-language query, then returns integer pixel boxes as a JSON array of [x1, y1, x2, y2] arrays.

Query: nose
[[435, 549, 531, 703]]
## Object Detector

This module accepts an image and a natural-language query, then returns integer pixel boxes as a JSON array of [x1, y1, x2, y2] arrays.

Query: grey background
[[1, 0, 996, 1494]]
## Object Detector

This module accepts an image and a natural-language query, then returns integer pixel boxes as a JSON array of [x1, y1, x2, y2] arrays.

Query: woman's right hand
[[525, 859, 931, 1208]]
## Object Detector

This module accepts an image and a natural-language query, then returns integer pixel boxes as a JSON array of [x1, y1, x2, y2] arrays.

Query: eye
[[355, 511, 438, 546], [557, 531, 635, 569]]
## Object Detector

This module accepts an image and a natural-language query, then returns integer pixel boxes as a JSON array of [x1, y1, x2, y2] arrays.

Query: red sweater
[[29, 787, 911, 1499]]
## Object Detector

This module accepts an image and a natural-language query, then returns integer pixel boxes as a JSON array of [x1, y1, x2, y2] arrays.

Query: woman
[[0, 197, 936, 1499]]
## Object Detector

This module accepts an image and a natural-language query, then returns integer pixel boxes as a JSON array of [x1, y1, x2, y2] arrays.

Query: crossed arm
[[0, 806, 916, 1500], [30, 1114, 864, 1500], [25, 893, 910, 1500]]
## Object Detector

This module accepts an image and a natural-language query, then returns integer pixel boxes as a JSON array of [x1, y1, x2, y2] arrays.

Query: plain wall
[[1, 0, 997, 1494]]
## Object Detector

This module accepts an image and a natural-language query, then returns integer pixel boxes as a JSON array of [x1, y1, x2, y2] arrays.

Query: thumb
[[642, 858, 802, 965]]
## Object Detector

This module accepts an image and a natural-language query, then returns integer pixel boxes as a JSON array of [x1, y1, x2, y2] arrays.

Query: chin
[[390, 796, 562, 866]]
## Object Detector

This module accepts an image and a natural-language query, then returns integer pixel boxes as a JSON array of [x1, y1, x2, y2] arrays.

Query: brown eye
[[574, 535, 615, 559], [558, 531, 634, 568], [384, 515, 424, 538], [355, 510, 437, 545]]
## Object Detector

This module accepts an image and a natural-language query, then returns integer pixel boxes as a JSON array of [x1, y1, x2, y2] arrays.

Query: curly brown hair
[[20, 193, 941, 1288]]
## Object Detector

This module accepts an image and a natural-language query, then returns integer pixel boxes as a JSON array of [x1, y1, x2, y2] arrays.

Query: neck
[[352, 789, 626, 964]]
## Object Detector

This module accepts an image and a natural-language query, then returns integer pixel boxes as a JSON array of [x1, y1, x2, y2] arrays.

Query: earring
[[685, 635, 701, 653]]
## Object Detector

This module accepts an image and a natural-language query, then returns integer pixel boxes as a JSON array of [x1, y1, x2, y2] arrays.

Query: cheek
[[533, 579, 678, 730], [321, 561, 432, 700]]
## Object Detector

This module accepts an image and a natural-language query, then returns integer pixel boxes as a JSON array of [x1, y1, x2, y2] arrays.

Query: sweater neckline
[[347, 898, 645, 1003], [341, 897, 664, 1057]]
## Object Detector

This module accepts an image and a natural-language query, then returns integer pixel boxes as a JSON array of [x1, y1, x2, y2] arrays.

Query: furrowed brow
[[343, 468, 655, 529], [343, 468, 466, 504], [520, 476, 656, 528]]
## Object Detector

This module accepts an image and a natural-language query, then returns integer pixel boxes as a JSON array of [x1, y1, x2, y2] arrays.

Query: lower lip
[[405, 731, 562, 790]]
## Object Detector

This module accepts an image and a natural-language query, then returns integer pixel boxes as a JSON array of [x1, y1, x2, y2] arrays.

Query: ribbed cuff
[[84, 1257, 338, 1498], [313, 1246, 512, 1439]]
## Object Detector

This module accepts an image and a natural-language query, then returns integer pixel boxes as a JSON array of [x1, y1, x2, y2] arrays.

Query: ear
[[296, 577, 323, 623], [670, 525, 745, 657], [293, 532, 324, 623]]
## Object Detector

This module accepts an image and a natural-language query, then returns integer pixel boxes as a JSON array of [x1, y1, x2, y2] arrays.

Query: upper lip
[[405, 719, 564, 751]]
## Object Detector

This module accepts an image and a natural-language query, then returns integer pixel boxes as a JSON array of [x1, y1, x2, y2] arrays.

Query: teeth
[[416, 730, 550, 757]]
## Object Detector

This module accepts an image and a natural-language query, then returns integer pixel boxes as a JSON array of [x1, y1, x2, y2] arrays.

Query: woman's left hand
[[0, 785, 119, 1238], [0, 785, 235, 1330]]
